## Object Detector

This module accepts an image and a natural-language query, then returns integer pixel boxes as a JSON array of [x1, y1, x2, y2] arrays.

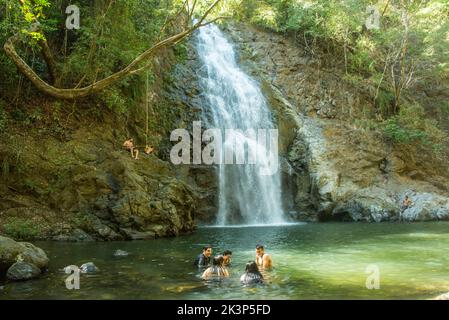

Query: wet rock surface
[[0, 236, 48, 280], [224, 22, 449, 222], [6, 261, 41, 281], [80, 262, 98, 273]]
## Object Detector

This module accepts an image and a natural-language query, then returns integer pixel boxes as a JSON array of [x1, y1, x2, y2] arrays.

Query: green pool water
[[2, 222, 449, 300]]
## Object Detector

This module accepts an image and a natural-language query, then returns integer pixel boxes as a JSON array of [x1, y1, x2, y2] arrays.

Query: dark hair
[[223, 250, 232, 256], [245, 261, 261, 275], [256, 244, 264, 250], [213, 255, 224, 266], [203, 245, 212, 252]]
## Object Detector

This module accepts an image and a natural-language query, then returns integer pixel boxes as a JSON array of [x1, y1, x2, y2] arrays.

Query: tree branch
[[4, 0, 222, 100]]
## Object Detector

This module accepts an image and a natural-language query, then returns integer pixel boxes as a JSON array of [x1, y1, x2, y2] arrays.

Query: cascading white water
[[196, 24, 285, 225]]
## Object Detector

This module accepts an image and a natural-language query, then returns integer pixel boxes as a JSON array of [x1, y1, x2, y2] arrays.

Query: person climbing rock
[[123, 138, 139, 160], [401, 195, 413, 211]]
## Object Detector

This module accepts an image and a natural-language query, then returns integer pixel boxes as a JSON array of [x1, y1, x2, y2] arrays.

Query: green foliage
[[438, 101, 449, 122], [355, 118, 379, 131], [23, 178, 38, 193], [1, 158, 10, 177], [383, 118, 427, 143], [2, 217, 41, 240], [0, 102, 7, 133], [9, 106, 44, 126], [227, 0, 449, 96], [0, 0, 181, 112], [173, 42, 189, 62], [250, 2, 279, 30], [100, 88, 127, 115], [375, 89, 396, 117], [382, 103, 447, 151]]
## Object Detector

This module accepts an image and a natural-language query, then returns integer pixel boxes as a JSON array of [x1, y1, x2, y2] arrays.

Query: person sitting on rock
[[240, 261, 264, 285], [123, 138, 139, 160], [401, 195, 412, 211]]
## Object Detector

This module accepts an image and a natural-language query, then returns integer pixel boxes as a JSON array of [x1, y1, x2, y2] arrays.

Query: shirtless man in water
[[255, 244, 272, 269]]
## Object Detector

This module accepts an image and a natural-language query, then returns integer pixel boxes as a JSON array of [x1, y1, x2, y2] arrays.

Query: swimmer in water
[[222, 250, 232, 267], [201, 255, 230, 280], [255, 244, 272, 269], [240, 261, 264, 285]]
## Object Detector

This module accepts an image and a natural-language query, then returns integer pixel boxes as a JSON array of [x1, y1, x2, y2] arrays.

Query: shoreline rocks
[[0, 236, 49, 281], [6, 261, 41, 281], [80, 262, 98, 273]]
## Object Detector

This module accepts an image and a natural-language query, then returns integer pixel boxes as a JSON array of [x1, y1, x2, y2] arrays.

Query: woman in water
[[240, 261, 264, 285], [201, 255, 230, 280]]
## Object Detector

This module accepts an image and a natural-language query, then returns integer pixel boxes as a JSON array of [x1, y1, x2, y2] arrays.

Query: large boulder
[[401, 193, 449, 221], [80, 262, 98, 273], [6, 261, 41, 281], [0, 236, 49, 278]]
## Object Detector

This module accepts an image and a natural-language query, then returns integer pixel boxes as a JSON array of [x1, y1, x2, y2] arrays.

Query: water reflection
[[1, 222, 449, 299]]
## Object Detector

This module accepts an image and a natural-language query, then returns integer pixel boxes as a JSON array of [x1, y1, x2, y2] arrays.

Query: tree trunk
[[4, 0, 221, 100]]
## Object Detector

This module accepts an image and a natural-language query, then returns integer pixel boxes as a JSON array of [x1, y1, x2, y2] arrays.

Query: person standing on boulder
[[401, 195, 412, 211]]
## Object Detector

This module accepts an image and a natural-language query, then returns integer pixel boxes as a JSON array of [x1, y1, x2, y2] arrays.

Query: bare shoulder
[[202, 268, 211, 279]]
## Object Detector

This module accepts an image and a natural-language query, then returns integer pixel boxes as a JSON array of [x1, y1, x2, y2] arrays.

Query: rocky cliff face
[[223, 22, 449, 222], [1, 21, 448, 241], [0, 41, 217, 241]]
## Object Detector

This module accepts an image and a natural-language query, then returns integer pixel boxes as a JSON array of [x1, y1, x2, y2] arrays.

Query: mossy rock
[[0, 236, 49, 277]]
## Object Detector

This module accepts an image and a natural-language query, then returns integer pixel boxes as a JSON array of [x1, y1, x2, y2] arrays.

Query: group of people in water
[[193, 244, 272, 284]]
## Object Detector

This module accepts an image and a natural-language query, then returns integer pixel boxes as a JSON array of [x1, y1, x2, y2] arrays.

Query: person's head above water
[[255, 244, 265, 257], [223, 250, 232, 264], [203, 245, 213, 258], [213, 255, 224, 266], [245, 261, 260, 274]]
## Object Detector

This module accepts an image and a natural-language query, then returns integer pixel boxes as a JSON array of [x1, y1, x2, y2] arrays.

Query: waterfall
[[196, 23, 285, 226]]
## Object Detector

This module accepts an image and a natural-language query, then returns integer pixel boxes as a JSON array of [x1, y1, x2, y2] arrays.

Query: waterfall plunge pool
[[2, 222, 449, 299]]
